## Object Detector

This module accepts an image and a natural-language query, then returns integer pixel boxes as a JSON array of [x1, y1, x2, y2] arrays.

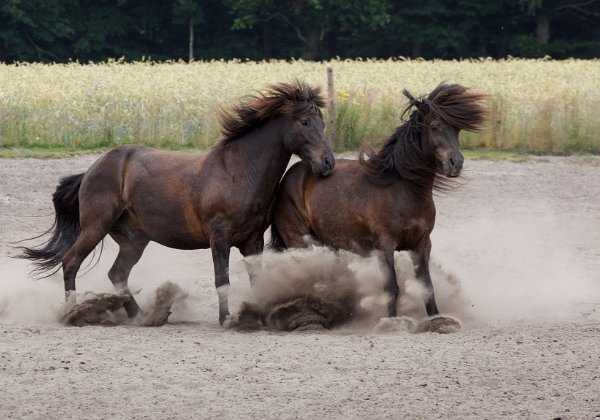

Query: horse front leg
[[210, 228, 232, 326], [410, 238, 440, 317], [378, 248, 399, 317]]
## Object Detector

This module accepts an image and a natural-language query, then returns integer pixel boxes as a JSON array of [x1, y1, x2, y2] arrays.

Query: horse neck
[[212, 117, 292, 191], [392, 127, 437, 194]]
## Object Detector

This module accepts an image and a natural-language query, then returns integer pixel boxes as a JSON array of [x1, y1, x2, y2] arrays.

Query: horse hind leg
[[62, 227, 109, 306], [108, 234, 149, 318]]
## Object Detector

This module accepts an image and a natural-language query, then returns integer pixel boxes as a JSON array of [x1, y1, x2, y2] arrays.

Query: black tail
[[268, 222, 288, 252], [17, 173, 85, 276]]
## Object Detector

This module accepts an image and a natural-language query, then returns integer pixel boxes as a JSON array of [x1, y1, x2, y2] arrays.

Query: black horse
[[19, 80, 335, 325], [271, 83, 487, 318]]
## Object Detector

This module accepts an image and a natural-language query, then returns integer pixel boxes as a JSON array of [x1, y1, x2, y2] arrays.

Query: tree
[[68, 0, 131, 61], [521, 0, 600, 46], [0, 0, 75, 61], [0, 0, 599, 62], [227, 0, 390, 59], [172, 0, 204, 62]]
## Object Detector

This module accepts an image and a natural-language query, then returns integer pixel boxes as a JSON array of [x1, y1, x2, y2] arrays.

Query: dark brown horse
[[19, 80, 335, 325], [270, 83, 487, 318]]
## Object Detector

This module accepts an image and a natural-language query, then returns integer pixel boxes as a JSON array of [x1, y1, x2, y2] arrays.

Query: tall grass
[[0, 59, 599, 153]]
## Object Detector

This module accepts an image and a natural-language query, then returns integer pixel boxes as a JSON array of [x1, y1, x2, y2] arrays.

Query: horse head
[[404, 83, 488, 178], [279, 82, 335, 177]]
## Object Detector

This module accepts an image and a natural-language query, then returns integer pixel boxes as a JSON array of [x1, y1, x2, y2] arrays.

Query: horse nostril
[[449, 157, 455, 168], [321, 156, 334, 176]]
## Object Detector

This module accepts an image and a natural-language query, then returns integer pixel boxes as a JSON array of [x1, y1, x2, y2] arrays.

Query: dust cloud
[[230, 248, 388, 330], [229, 247, 470, 332], [431, 201, 598, 325], [0, 259, 64, 324], [0, 240, 202, 326], [1, 201, 596, 328]]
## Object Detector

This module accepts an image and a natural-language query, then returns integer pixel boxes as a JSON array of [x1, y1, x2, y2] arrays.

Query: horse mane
[[215, 80, 326, 147], [359, 83, 488, 191]]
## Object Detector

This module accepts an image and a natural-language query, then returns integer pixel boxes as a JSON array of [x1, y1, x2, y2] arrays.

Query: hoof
[[373, 316, 416, 333], [226, 303, 264, 331], [415, 315, 461, 334], [219, 313, 230, 327], [124, 301, 144, 319]]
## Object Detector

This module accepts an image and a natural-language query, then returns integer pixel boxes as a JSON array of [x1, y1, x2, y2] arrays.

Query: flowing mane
[[359, 83, 487, 190], [216, 80, 326, 147]]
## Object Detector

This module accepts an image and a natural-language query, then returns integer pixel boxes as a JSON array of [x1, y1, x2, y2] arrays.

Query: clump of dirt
[[414, 315, 462, 334], [61, 291, 130, 326], [135, 282, 187, 326], [61, 282, 186, 327], [229, 248, 383, 332], [234, 291, 356, 331], [372, 316, 417, 333], [372, 315, 461, 334], [267, 294, 353, 331]]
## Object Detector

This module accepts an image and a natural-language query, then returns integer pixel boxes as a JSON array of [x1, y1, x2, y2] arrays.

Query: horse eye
[[300, 119, 310, 127]]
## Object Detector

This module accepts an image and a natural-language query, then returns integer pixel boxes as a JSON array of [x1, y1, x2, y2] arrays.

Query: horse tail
[[268, 222, 288, 252], [17, 173, 85, 276]]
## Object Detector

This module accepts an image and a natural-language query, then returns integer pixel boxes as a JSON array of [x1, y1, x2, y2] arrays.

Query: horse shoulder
[[278, 161, 312, 202]]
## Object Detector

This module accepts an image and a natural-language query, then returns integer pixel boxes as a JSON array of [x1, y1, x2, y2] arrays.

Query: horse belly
[[307, 198, 374, 253], [115, 208, 210, 250]]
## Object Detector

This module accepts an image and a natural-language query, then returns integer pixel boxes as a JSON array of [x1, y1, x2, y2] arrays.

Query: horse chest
[[394, 217, 431, 249]]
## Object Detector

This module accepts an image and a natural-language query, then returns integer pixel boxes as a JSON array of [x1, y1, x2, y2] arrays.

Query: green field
[[1, 59, 599, 155]]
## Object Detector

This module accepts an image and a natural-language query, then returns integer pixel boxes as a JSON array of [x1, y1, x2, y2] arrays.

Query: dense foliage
[[1, 0, 598, 62]]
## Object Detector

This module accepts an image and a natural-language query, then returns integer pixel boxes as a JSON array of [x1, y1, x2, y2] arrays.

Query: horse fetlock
[[65, 289, 76, 301], [64, 290, 77, 310], [217, 284, 230, 304], [112, 281, 130, 292]]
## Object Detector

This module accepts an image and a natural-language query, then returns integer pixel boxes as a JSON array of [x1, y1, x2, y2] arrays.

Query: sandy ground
[[1, 154, 599, 419]]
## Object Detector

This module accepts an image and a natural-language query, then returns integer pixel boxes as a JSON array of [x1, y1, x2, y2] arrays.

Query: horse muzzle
[[320, 154, 335, 176], [443, 156, 463, 177]]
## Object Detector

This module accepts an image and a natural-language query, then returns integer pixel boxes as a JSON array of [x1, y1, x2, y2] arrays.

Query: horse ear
[[403, 89, 428, 115]]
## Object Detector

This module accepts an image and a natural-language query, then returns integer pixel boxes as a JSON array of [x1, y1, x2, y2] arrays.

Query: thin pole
[[189, 17, 194, 63], [326, 67, 336, 148]]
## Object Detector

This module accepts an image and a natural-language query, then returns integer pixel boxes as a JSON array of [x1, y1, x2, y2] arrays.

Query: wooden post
[[188, 17, 194, 63], [326, 67, 336, 148]]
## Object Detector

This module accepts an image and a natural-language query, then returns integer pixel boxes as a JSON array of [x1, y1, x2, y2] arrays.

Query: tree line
[[1, 0, 598, 63]]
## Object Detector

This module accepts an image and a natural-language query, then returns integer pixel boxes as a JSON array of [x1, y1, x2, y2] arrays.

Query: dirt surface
[[1, 154, 600, 419]]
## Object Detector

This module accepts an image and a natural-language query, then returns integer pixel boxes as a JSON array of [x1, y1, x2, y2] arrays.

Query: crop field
[[1, 59, 599, 154]]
